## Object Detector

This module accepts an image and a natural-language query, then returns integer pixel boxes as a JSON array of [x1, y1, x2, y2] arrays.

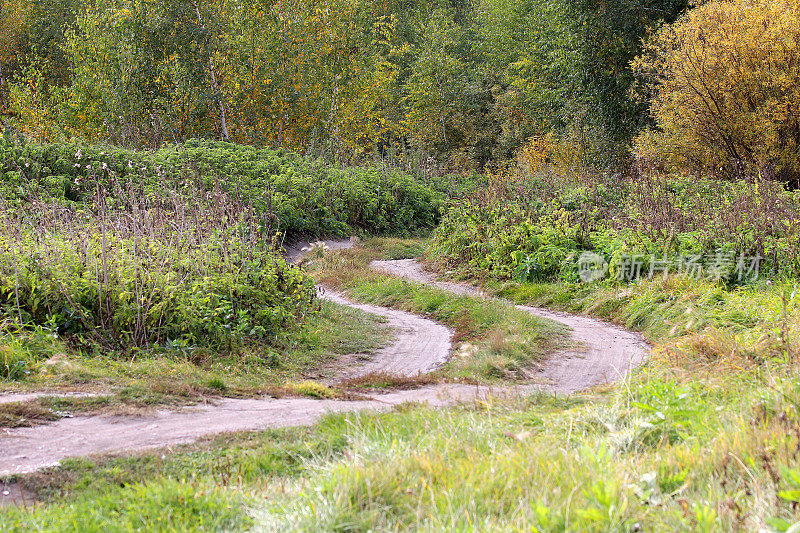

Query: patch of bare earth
[[0, 481, 37, 508]]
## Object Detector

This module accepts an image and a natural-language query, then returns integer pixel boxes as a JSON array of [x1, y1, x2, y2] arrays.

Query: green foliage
[[777, 467, 800, 505], [0, 201, 315, 355], [0, 0, 77, 116], [0, 136, 434, 378], [0, 137, 442, 237], [561, 0, 689, 162], [4, 0, 689, 169], [428, 170, 800, 281], [629, 379, 709, 448], [162, 140, 442, 236], [0, 329, 59, 380]]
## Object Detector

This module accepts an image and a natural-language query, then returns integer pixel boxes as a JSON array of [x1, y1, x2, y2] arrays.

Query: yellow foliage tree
[[217, 0, 405, 154], [633, 0, 800, 182], [0, 0, 29, 62], [0, 0, 31, 114]]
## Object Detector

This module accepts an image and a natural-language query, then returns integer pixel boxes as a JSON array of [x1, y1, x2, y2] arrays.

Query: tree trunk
[[191, 1, 229, 141]]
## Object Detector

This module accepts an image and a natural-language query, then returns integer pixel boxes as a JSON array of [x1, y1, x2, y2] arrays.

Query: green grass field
[[3, 239, 800, 530]]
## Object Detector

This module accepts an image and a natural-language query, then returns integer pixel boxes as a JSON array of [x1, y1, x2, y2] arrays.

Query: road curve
[[0, 246, 648, 477], [371, 259, 649, 393]]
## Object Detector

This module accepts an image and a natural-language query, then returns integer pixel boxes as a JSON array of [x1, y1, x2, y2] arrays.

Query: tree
[[474, 0, 579, 160], [11, 0, 219, 146], [217, 0, 411, 154], [633, 0, 800, 184], [1, 0, 77, 122], [0, 0, 31, 116], [563, 0, 689, 163]]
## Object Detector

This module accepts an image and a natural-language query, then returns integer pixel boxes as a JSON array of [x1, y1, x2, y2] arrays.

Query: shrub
[[0, 135, 443, 237], [632, 0, 800, 183], [0, 195, 315, 354], [427, 168, 800, 281]]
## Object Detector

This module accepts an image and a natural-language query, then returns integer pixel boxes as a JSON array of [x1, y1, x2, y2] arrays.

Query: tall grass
[[428, 168, 800, 280], [252, 373, 800, 531]]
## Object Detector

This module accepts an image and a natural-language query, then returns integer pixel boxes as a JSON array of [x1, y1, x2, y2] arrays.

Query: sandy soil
[[0, 244, 647, 477], [0, 480, 35, 508], [318, 288, 451, 378]]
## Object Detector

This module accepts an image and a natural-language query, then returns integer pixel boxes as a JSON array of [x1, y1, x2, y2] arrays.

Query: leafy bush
[[428, 169, 800, 281], [0, 196, 315, 354], [633, 0, 800, 182], [0, 136, 443, 237]]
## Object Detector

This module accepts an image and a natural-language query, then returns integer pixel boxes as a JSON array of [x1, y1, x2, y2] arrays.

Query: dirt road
[[0, 246, 647, 477], [371, 259, 648, 393]]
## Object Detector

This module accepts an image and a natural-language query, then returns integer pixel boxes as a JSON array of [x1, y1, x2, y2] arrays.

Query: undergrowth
[[427, 169, 800, 281], [0, 137, 443, 238]]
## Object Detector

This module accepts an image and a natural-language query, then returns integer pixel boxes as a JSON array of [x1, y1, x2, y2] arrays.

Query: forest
[[1, 0, 692, 167]]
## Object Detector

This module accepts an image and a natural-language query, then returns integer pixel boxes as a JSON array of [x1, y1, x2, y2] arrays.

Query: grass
[[12, 425, 350, 504], [0, 401, 60, 428], [304, 238, 569, 382], [1, 478, 249, 531], [5, 371, 800, 530], [250, 374, 800, 531], [4, 239, 800, 530], [491, 275, 800, 375], [0, 419, 352, 530], [336, 372, 440, 391]]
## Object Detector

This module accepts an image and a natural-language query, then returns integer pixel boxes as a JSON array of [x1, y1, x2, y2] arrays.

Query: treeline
[[0, 0, 687, 169]]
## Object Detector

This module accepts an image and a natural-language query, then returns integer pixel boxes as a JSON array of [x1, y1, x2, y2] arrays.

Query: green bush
[[428, 171, 800, 282], [0, 136, 442, 237], [0, 200, 315, 354]]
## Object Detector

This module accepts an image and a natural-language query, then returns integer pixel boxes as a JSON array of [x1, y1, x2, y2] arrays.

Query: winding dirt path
[[371, 259, 648, 393], [318, 289, 450, 378], [0, 244, 647, 478]]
